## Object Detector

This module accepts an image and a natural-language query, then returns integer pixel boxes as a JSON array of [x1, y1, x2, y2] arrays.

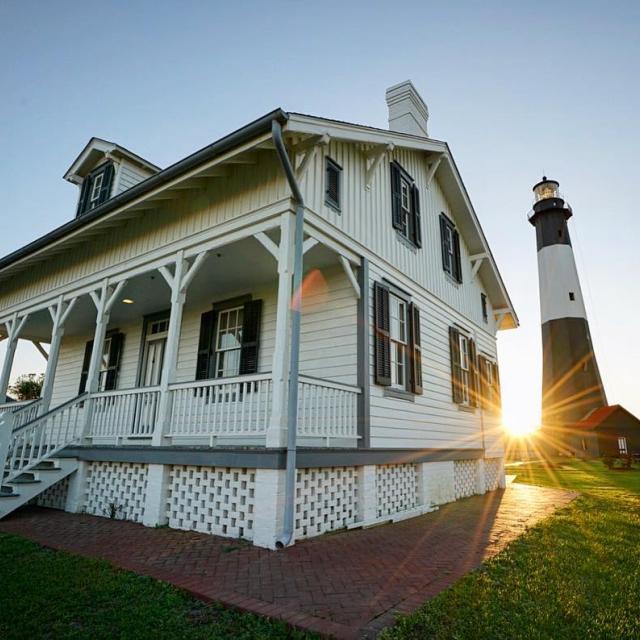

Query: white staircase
[[0, 395, 85, 519], [1, 458, 78, 518]]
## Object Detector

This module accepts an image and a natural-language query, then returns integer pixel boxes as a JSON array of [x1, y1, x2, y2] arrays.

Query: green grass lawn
[[0, 533, 313, 640], [382, 459, 640, 640]]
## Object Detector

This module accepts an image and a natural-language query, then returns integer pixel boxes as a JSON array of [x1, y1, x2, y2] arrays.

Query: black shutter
[[104, 332, 124, 391], [325, 159, 341, 209], [77, 178, 92, 217], [494, 363, 502, 411], [409, 303, 423, 394], [453, 229, 463, 283], [411, 184, 422, 248], [478, 355, 489, 410], [449, 326, 463, 403], [196, 310, 216, 380], [439, 214, 449, 272], [78, 340, 94, 394], [468, 338, 479, 407], [239, 299, 262, 375], [98, 163, 115, 206], [373, 282, 391, 386], [390, 163, 403, 231]]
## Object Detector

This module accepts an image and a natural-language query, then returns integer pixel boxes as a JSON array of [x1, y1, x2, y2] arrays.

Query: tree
[[9, 373, 44, 401]]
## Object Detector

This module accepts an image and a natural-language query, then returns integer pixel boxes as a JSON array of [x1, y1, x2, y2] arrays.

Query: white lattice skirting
[[166, 465, 256, 541], [84, 461, 149, 523], [36, 476, 70, 510], [484, 458, 502, 491], [376, 463, 418, 518], [295, 467, 358, 538], [454, 460, 478, 499]]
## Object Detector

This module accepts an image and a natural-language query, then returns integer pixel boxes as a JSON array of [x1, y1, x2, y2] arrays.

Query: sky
[[1, 1, 638, 429]]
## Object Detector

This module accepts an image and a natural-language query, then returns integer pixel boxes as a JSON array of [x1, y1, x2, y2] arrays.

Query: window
[[77, 162, 115, 217], [195, 299, 263, 381], [389, 294, 408, 389], [78, 331, 124, 393], [440, 214, 462, 283], [569, 292, 575, 301], [214, 306, 244, 378], [390, 162, 421, 247], [373, 281, 423, 394], [481, 293, 488, 323], [449, 326, 479, 407], [325, 157, 341, 210], [478, 355, 501, 412], [618, 437, 628, 455]]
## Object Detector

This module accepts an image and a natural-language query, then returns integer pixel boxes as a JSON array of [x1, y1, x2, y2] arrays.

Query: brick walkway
[[0, 483, 575, 639]]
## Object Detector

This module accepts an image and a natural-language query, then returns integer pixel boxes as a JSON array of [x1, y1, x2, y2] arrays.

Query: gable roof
[[578, 405, 640, 430], [0, 107, 517, 329], [63, 137, 161, 184]]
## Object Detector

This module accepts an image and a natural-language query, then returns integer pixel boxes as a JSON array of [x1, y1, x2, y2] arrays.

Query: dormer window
[[76, 162, 115, 217]]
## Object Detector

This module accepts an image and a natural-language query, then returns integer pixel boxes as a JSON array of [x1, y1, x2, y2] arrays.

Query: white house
[[0, 81, 517, 549]]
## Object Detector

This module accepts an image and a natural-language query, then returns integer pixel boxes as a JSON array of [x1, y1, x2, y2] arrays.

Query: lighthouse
[[529, 177, 607, 454]]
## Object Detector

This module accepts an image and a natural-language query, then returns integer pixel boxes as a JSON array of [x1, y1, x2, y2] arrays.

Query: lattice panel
[[454, 460, 478, 499], [166, 466, 255, 541], [84, 462, 148, 523], [295, 467, 358, 538], [36, 476, 70, 510], [376, 463, 418, 518], [484, 458, 502, 492]]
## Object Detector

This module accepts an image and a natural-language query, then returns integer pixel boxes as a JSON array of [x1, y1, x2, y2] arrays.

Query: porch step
[[0, 458, 78, 519]]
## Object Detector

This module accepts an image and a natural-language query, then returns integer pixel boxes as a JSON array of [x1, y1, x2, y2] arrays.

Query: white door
[[142, 338, 165, 387]]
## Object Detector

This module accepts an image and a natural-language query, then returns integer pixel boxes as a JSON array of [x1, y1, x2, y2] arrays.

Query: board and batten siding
[[367, 261, 503, 454], [0, 155, 289, 311], [299, 140, 496, 334], [49, 266, 357, 407]]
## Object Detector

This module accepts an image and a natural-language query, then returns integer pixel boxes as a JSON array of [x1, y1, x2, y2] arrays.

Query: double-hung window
[[390, 162, 422, 247], [449, 326, 479, 408], [214, 306, 244, 378], [440, 213, 462, 282], [77, 162, 116, 217], [373, 281, 423, 395], [389, 294, 408, 389]]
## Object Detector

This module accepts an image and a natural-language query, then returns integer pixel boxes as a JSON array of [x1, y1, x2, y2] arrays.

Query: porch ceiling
[[16, 234, 341, 341]]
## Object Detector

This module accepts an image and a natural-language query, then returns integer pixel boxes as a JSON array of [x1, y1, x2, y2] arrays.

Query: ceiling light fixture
[[122, 298, 134, 304]]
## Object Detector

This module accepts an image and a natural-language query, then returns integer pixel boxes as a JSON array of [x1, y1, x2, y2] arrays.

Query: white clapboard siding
[[0, 156, 288, 310], [48, 267, 357, 408], [114, 161, 155, 195], [299, 140, 496, 333], [367, 261, 501, 451]]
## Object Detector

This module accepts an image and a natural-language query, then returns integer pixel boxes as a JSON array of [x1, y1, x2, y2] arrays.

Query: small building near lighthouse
[[578, 405, 640, 458]]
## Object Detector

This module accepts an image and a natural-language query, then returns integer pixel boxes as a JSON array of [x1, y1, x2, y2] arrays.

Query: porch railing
[[297, 375, 360, 441], [167, 374, 272, 438], [0, 398, 43, 428], [2, 395, 85, 482], [88, 387, 161, 439]]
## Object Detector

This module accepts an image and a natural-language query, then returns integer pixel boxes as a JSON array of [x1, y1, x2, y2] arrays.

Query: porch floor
[[0, 483, 575, 639]]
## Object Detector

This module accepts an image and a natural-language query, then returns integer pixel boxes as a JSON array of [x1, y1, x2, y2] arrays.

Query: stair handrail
[[2, 393, 87, 483]]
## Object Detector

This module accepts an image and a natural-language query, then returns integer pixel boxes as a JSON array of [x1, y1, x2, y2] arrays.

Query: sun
[[503, 421, 539, 437]]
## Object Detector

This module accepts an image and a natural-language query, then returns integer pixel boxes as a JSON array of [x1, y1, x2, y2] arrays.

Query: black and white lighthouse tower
[[529, 177, 607, 453]]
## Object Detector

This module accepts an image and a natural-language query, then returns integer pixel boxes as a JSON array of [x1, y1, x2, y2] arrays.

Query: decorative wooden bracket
[[31, 341, 48, 361], [293, 134, 330, 181], [364, 143, 394, 189], [494, 308, 509, 328], [254, 232, 280, 260], [340, 256, 360, 299], [425, 154, 443, 189], [303, 238, 318, 254], [469, 252, 488, 279], [159, 250, 208, 296]]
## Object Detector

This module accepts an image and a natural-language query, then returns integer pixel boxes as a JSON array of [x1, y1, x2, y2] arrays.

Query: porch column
[[81, 279, 127, 437], [144, 250, 207, 528], [267, 212, 295, 447], [153, 249, 207, 446], [0, 313, 29, 400], [40, 296, 78, 412]]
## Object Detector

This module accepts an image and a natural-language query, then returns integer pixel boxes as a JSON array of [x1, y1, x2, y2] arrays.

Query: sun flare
[[503, 421, 539, 437]]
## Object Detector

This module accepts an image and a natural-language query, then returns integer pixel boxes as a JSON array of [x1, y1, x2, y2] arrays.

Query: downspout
[[271, 119, 304, 548]]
